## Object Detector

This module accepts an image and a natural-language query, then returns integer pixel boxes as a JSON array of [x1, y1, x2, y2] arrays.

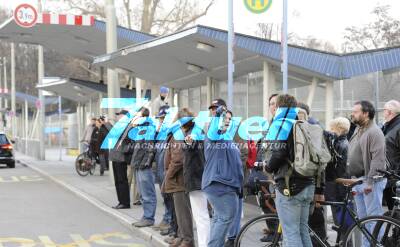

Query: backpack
[[285, 120, 331, 190]]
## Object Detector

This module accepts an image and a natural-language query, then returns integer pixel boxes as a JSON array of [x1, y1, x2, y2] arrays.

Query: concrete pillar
[[38, 45, 45, 160], [25, 100, 28, 153], [0, 57, 2, 110], [306, 77, 318, 107], [105, 0, 120, 123], [77, 104, 82, 153], [11, 43, 16, 138], [3, 57, 8, 109], [206, 77, 212, 106], [263, 61, 276, 119], [135, 78, 142, 107], [325, 81, 334, 128], [169, 88, 175, 107]]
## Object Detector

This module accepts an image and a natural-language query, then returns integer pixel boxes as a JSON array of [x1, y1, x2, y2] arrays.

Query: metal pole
[[59, 96, 62, 161], [340, 80, 344, 116], [11, 43, 16, 138], [282, 0, 288, 93], [37, 0, 45, 160], [227, 0, 234, 109], [375, 72, 380, 124]]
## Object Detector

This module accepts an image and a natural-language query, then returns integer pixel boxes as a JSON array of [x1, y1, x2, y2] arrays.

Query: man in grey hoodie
[[348, 100, 387, 247]]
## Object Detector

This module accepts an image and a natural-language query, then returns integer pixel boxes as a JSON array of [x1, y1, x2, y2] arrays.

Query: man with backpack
[[263, 94, 331, 247]]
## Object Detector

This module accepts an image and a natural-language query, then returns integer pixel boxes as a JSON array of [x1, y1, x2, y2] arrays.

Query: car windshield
[[0, 135, 9, 145]]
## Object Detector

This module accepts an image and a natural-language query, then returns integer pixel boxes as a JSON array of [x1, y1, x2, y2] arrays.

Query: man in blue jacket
[[202, 99, 244, 247]]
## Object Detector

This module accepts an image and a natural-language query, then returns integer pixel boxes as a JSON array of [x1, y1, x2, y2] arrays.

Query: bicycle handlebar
[[376, 169, 400, 180]]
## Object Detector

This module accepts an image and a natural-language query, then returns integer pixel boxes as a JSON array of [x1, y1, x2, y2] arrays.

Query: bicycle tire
[[234, 214, 282, 247], [342, 215, 400, 247], [75, 153, 91, 177], [371, 211, 400, 247]]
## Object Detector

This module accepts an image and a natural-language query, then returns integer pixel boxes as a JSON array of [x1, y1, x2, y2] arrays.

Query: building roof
[[36, 77, 151, 103], [93, 25, 400, 89], [0, 18, 155, 60]]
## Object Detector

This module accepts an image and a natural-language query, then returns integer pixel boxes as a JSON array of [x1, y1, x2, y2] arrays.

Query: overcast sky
[[2, 0, 400, 49]]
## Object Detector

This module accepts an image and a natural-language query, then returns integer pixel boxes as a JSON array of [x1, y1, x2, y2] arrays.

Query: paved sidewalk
[[16, 149, 263, 247], [16, 148, 337, 246]]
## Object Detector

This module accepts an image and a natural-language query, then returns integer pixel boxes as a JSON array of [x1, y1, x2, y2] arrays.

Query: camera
[[253, 161, 265, 171]]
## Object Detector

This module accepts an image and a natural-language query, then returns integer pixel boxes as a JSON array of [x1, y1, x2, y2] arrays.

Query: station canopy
[[36, 77, 150, 103], [0, 17, 155, 60], [93, 25, 400, 89]]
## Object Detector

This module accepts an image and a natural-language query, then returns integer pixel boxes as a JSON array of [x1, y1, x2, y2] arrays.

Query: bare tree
[[343, 5, 400, 52]]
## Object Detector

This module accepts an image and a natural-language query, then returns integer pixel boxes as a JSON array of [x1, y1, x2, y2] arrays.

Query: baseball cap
[[208, 98, 227, 109], [115, 110, 129, 115], [160, 86, 169, 94], [156, 105, 170, 118]]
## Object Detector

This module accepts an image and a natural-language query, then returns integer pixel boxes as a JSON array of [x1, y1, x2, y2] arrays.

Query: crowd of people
[[81, 85, 400, 247]]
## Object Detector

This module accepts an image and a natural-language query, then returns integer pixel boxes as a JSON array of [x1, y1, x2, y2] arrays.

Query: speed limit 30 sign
[[13, 3, 38, 28]]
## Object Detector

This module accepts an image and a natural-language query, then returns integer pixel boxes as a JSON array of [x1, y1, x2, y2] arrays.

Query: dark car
[[0, 133, 15, 168]]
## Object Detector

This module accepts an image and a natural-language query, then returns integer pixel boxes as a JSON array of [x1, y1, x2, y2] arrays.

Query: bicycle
[[371, 169, 400, 246], [75, 144, 97, 177], [235, 178, 400, 247]]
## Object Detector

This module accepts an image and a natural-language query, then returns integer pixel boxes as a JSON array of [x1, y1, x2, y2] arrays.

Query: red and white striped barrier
[[37, 13, 94, 26]]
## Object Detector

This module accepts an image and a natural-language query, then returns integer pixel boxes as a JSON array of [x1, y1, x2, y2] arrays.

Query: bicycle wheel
[[342, 215, 400, 247], [235, 214, 282, 247], [75, 153, 91, 177]]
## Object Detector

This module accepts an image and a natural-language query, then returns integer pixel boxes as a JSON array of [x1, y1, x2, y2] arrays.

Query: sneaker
[[178, 240, 195, 247], [152, 220, 169, 231], [169, 238, 182, 247], [133, 219, 154, 228], [132, 201, 142, 206], [260, 234, 274, 242], [164, 236, 178, 244], [160, 228, 174, 236], [224, 239, 235, 247]]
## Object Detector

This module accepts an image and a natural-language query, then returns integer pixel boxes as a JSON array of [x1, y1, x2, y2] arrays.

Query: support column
[[11, 43, 16, 138], [325, 81, 334, 128], [263, 61, 276, 119], [105, 0, 120, 122], [169, 88, 175, 107], [3, 57, 8, 109], [77, 104, 82, 153], [306, 77, 318, 107], [0, 57, 2, 111], [38, 45, 45, 160], [339, 80, 344, 116], [374, 72, 380, 124], [135, 78, 142, 106], [25, 100, 28, 154], [206, 77, 212, 107]]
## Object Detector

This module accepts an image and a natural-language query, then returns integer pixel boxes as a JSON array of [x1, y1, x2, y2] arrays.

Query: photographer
[[202, 99, 244, 247]]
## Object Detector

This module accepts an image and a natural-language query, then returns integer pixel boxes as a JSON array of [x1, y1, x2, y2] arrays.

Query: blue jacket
[[201, 116, 244, 192]]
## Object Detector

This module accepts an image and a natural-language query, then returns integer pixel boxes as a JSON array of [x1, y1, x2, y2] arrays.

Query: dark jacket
[[130, 121, 156, 170], [383, 114, 400, 173], [163, 136, 185, 193], [325, 132, 349, 182], [182, 129, 205, 193], [97, 125, 110, 155], [90, 127, 100, 154]]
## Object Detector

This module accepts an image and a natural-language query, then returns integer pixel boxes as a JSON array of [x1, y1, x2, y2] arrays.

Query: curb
[[18, 159, 168, 247]]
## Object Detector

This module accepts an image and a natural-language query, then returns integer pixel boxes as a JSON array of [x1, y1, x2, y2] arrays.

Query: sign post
[[13, 4, 38, 28]]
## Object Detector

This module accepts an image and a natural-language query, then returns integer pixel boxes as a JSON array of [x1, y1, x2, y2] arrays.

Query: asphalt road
[[0, 162, 150, 247]]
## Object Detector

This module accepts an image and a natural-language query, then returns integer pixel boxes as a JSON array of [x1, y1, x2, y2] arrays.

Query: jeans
[[189, 190, 211, 247], [276, 185, 315, 247], [205, 190, 238, 247], [227, 198, 243, 240], [137, 168, 157, 223], [352, 178, 387, 247]]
